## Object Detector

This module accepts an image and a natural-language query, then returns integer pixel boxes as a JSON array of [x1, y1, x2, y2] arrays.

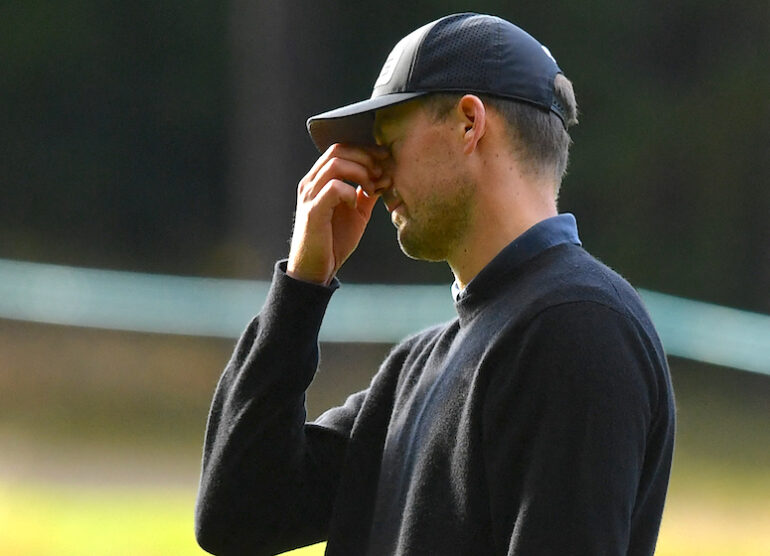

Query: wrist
[[286, 259, 333, 287]]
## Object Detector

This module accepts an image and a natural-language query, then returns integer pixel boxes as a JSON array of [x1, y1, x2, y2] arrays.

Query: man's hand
[[288, 144, 391, 285]]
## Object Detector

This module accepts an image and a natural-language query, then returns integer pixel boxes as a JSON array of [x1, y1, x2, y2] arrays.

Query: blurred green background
[[1, 1, 768, 554]]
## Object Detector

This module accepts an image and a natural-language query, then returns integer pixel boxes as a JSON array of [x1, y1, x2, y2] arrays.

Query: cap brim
[[306, 92, 427, 152]]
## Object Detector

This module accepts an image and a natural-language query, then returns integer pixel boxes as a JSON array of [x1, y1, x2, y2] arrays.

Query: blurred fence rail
[[0, 258, 767, 376]]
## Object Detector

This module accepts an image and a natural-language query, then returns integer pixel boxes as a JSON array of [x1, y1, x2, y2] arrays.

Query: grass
[[655, 461, 770, 556], [0, 480, 198, 556], [2, 467, 768, 556], [1, 323, 767, 554], [657, 500, 770, 556], [0, 477, 326, 555]]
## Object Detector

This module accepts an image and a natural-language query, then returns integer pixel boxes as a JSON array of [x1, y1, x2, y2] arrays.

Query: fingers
[[288, 144, 389, 285], [298, 144, 392, 216], [303, 181, 380, 232], [355, 185, 379, 218], [305, 157, 377, 201], [309, 143, 389, 177], [303, 144, 389, 189], [315, 179, 357, 212]]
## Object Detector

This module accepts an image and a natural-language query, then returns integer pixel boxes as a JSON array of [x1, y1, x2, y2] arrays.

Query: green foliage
[[1, 1, 767, 310], [1, 1, 228, 272]]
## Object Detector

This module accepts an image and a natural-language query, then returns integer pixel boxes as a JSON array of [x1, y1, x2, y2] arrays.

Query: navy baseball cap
[[307, 13, 565, 152]]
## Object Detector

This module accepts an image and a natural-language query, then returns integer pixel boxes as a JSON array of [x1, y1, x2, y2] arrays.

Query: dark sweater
[[195, 240, 675, 555]]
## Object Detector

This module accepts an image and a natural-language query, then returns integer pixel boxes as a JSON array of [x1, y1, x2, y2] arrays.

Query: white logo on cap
[[541, 44, 557, 64], [374, 39, 406, 88]]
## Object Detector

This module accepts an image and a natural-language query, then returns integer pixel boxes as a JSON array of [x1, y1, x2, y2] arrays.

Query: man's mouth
[[386, 200, 403, 213]]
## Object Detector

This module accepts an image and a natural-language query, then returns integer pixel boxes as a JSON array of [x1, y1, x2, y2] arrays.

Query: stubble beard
[[395, 175, 476, 262]]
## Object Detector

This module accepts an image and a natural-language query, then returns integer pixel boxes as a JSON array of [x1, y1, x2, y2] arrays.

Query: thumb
[[355, 186, 379, 218]]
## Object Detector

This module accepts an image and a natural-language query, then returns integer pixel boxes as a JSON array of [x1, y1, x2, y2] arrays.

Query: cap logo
[[374, 39, 406, 89]]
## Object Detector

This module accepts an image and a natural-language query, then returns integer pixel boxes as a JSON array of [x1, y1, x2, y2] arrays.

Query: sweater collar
[[453, 213, 581, 313]]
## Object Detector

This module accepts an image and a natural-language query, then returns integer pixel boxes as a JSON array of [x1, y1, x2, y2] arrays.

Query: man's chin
[[397, 229, 446, 262], [390, 209, 407, 228]]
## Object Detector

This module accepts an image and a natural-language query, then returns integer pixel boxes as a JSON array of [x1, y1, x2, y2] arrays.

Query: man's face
[[373, 100, 476, 262]]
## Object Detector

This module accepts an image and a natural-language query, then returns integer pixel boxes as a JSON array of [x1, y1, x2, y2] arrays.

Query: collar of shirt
[[451, 213, 582, 301]]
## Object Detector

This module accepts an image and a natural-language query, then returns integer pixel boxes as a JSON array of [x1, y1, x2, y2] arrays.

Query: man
[[196, 13, 675, 556]]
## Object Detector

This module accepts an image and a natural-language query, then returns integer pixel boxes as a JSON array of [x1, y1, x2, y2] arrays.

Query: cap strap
[[550, 97, 567, 128]]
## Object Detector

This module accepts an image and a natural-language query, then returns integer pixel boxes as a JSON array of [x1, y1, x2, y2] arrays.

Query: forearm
[[195, 140, 387, 555], [195, 261, 344, 555]]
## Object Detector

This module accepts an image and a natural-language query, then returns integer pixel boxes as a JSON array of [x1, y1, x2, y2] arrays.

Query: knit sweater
[[195, 236, 675, 556]]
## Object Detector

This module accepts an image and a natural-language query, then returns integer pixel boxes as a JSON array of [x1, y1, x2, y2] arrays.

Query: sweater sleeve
[[195, 261, 360, 556], [482, 301, 658, 556]]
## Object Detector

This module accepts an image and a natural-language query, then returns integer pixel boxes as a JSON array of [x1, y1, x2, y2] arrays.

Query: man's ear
[[456, 94, 486, 154]]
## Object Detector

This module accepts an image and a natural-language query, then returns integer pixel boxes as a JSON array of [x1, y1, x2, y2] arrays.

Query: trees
[[2, 0, 767, 311]]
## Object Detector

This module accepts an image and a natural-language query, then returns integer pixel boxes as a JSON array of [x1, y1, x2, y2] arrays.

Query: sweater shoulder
[[518, 244, 652, 326]]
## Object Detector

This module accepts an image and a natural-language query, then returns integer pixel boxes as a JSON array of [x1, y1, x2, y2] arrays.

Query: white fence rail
[[0, 258, 768, 375]]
